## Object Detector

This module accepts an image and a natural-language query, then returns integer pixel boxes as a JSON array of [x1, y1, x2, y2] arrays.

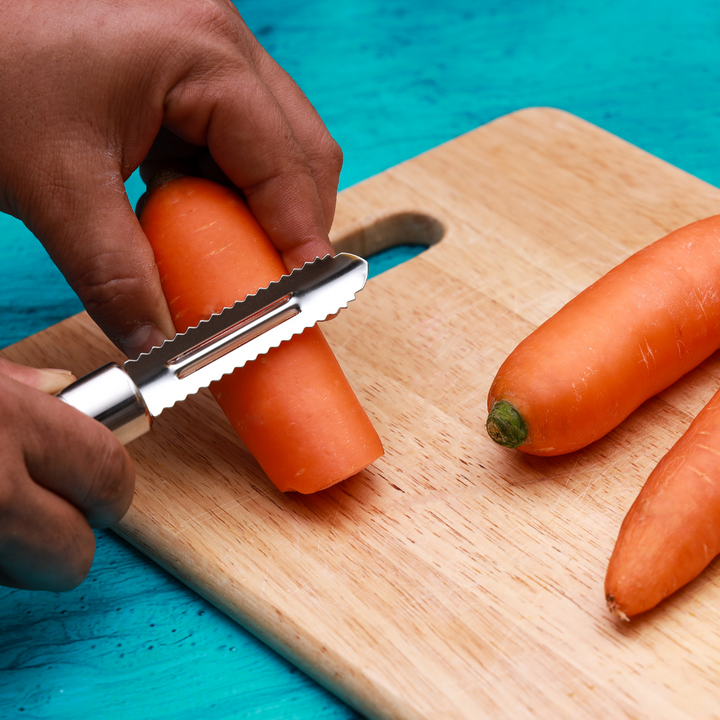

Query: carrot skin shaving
[[605, 389, 720, 618], [139, 176, 383, 493], [487, 215, 720, 455]]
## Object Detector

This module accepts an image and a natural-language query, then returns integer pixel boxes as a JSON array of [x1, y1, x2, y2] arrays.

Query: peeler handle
[[56, 363, 151, 445]]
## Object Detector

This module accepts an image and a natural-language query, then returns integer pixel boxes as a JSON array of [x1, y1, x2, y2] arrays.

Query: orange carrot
[[606, 389, 720, 619], [139, 175, 383, 493], [486, 215, 720, 456]]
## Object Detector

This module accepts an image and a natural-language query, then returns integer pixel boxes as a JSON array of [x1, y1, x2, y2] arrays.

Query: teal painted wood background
[[2, 1, 720, 717]]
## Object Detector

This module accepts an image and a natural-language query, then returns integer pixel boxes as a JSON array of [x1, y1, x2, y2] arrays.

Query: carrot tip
[[606, 594, 630, 622], [486, 400, 527, 448]]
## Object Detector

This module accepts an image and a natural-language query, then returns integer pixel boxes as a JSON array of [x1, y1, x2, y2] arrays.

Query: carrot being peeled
[[486, 215, 720, 456], [139, 175, 383, 493], [605, 388, 720, 619]]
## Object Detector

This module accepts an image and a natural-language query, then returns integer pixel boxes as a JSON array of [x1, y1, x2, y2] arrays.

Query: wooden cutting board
[[6, 108, 720, 719]]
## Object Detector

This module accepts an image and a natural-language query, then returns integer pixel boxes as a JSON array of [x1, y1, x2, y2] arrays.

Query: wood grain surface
[[6, 108, 720, 719]]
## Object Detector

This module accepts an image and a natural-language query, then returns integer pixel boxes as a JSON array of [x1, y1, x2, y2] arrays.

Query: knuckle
[[84, 437, 135, 527], [306, 130, 343, 183], [178, 0, 241, 44], [56, 538, 95, 592], [320, 134, 344, 176], [71, 255, 155, 327]]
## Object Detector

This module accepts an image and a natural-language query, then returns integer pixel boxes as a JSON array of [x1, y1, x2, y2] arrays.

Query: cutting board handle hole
[[332, 211, 444, 276]]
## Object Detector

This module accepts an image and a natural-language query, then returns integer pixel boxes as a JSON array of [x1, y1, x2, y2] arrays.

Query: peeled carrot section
[[605, 389, 720, 619], [487, 215, 720, 455], [139, 175, 383, 493]]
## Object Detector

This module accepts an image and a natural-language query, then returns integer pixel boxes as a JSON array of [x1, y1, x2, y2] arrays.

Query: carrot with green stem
[[486, 215, 720, 456], [606, 388, 720, 619], [139, 175, 383, 493]]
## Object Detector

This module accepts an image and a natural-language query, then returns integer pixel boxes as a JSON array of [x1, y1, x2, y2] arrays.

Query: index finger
[[164, 67, 335, 270]]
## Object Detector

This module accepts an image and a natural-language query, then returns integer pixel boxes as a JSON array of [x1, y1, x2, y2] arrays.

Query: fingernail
[[37, 368, 76, 395], [120, 324, 169, 359]]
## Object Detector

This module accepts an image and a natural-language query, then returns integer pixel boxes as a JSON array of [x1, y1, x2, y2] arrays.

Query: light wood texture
[[6, 108, 720, 719]]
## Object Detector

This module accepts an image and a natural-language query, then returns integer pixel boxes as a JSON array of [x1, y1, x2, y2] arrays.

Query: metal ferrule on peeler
[[58, 363, 150, 444], [57, 253, 369, 444]]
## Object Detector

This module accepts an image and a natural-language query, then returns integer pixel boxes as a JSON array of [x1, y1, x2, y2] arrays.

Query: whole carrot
[[486, 215, 720, 455], [139, 175, 383, 493], [605, 388, 720, 619]]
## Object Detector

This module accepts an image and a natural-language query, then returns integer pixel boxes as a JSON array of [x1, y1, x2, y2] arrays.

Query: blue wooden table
[[2, 1, 720, 717]]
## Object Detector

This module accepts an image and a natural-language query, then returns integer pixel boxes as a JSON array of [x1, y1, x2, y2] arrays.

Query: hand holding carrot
[[0, 0, 342, 589], [0, 0, 341, 357]]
